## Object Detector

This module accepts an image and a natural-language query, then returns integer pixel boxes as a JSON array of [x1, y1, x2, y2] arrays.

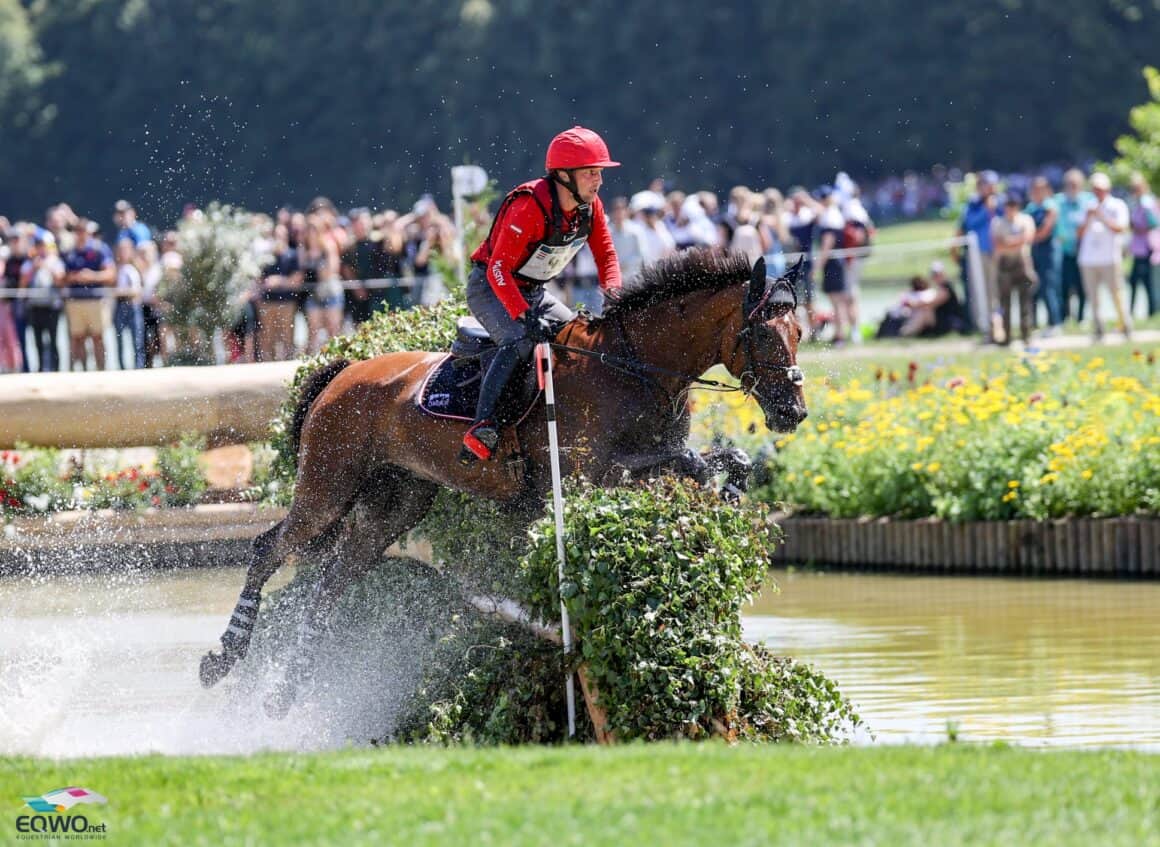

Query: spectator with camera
[[19, 230, 65, 371], [1025, 177, 1062, 336], [1077, 172, 1131, 341], [1055, 169, 1092, 323]]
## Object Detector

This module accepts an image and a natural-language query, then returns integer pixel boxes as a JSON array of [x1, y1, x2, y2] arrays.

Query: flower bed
[[693, 349, 1159, 521], [0, 440, 209, 516]]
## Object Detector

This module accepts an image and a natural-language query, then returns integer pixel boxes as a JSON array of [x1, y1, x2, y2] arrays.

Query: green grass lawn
[[2, 744, 1156, 846], [795, 327, 1157, 384], [873, 218, 959, 246], [860, 218, 960, 286]]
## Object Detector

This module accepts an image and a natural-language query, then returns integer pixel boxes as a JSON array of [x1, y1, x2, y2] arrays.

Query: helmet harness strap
[[547, 170, 591, 234]]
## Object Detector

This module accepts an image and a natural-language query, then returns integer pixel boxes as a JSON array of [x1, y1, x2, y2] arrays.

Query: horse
[[199, 247, 808, 717]]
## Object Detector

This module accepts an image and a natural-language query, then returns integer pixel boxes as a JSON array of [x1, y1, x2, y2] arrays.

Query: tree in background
[[0, 0, 53, 147], [3, 1, 1160, 220], [1109, 66, 1160, 189]]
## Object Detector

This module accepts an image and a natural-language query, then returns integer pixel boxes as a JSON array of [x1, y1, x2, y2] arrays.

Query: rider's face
[[573, 168, 604, 203]]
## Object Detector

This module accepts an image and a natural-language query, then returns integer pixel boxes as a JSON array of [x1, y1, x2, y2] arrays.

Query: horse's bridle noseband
[[736, 277, 806, 404]]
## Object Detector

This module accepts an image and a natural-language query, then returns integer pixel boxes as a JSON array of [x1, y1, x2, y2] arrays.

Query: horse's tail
[[290, 359, 351, 456]]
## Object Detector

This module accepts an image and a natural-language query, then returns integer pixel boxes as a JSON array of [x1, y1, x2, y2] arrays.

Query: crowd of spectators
[[0, 195, 462, 372], [1, 162, 1155, 373], [954, 167, 1158, 345]]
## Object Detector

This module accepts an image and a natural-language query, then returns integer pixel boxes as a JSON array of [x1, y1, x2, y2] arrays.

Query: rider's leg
[[461, 269, 575, 462], [461, 342, 526, 462]]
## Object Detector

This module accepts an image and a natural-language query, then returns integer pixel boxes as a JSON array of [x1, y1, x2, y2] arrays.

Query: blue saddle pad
[[417, 353, 540, 425]]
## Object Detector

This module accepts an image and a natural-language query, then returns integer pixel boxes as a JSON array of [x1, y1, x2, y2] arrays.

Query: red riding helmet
[[545, 126, 621, 171]]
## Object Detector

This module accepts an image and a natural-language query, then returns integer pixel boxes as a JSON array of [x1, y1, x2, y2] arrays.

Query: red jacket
[[471, 179, 621, 319]]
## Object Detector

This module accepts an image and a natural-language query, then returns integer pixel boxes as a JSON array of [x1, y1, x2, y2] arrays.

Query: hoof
[[263, 682, 296, 720], [199, 649, 235, 689]]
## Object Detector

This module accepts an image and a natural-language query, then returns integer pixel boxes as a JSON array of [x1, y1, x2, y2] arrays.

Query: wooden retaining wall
[[0, 504, 286, 575], [772, 515, 1160, 577], [2, 507, 1157, 578]]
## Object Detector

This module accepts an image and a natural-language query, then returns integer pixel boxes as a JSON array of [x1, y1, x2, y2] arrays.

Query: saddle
[[416, 317, 542, 425]]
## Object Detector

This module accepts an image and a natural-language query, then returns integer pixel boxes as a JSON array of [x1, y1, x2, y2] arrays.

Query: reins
[[550, 287, 805, 413]]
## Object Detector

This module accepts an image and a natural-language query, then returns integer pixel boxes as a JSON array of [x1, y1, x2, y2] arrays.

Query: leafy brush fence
[[242, 480, 860, 746]]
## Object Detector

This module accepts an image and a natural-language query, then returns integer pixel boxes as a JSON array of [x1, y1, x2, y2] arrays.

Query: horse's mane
[[600, 247, 751, 318]]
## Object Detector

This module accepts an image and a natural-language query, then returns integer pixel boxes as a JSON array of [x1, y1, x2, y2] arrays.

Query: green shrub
[[515, 478, 859, 743], [164, 203, 267, 364]]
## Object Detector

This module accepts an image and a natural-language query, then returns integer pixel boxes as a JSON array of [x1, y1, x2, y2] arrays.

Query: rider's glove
[[521, 313, 554, 344]]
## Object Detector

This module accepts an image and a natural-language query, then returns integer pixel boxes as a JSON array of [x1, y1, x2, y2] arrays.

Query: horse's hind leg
[[264, 471, 439, 719], [200, 465, 360, 688], [198, 522, 284, 688]]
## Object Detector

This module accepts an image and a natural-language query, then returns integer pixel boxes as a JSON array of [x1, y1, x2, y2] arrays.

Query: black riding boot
[[460, 343, 526, 464]]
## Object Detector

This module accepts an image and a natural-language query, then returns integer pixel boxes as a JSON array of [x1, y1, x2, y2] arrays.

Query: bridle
[[735, 276, 806, 407], [549, 274, 805, 413]]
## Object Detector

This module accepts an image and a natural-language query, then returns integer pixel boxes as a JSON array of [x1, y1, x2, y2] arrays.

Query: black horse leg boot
[[460, 343, 524, 464]]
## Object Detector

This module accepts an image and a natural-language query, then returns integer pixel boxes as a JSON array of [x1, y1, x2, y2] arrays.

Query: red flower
[[1028, 392, 1045, 405], [138, 481, 149, 492], [151, 495, 161, 506]]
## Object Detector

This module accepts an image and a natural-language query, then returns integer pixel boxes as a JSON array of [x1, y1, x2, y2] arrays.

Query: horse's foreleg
[[600, 447, 712, 486], [264, 474, 439, 719], [703, 446, 753, 500], [602, 446, 752, 499]]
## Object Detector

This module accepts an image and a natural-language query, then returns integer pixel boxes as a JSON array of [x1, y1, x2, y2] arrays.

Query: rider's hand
[[521, 314, 554, 343]]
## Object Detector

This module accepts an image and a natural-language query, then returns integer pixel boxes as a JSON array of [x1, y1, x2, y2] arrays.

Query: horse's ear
[[787, 256, 805, 283], [749, 256, 767, 302]]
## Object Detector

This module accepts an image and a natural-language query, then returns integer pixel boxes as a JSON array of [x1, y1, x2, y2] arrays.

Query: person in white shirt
[[1077, 171, 1131, 340], [608, 196, 648, 279], [630, 191, 676, 264]]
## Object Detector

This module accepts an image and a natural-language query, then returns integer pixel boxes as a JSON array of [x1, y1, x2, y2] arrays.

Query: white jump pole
[[536, 340, 576, 738]]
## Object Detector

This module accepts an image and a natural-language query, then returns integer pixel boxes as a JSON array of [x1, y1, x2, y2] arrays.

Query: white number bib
[[516, 236, 588, 282]]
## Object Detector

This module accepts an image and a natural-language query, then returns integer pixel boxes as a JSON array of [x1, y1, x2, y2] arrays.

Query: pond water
[[748, 569, 1160, 750], [0, 566, 1156, 757]]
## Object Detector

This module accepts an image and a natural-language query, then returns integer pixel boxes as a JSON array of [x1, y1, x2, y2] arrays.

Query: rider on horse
[[459, 126, 623, 464]]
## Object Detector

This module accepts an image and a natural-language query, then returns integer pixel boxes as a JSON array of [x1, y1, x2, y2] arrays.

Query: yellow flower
[[1039, 473, 1058, 484], [812, 475, 826, 485], [1081, 469, 1093, 480], [1007, 480, 1020, 489], [926, 462, 941, 473], [911, 462, 923, 471], [1002, 491, 1018, 503]]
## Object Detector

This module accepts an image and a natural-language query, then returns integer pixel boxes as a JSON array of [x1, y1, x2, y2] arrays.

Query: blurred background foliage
[[2, 0, 1160, 220]]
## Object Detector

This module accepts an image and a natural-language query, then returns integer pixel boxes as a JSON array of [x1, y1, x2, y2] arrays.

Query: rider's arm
[[589, 198, 622, 291], [484, 195, 545, 320]]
